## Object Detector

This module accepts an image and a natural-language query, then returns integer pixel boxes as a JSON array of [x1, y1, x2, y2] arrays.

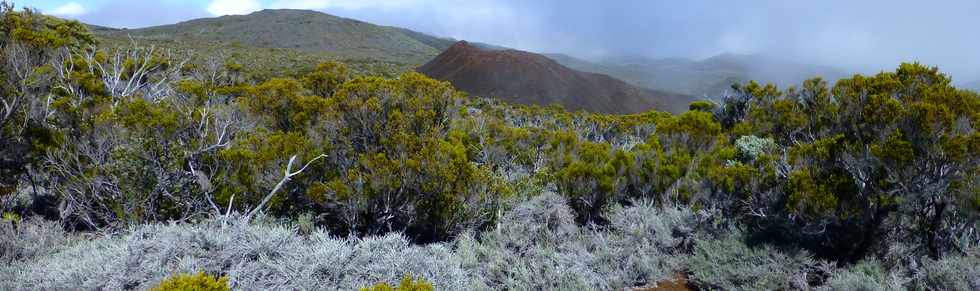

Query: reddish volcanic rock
[[418, 41, 691, 114]]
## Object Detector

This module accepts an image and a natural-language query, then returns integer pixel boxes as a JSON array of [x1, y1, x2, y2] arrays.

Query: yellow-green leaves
[[360, 276, 434, 291], [303, 61, 350, 97], [870, 130, 914, 164], [114, 98, 180, 135], [659, 110, 722, 152], [152, 272, 230, 291], [786, 169, 839, 217], [3, 7, 93, 49], [240, 78, 330, 131]]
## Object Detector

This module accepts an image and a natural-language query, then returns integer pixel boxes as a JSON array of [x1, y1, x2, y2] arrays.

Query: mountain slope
[[419, 41, 692, 114], [97, 9, 456, 64], [550, 53, 847, 98]]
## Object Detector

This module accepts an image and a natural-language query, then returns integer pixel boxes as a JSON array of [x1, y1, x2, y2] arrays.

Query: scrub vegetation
[[1, 3, 977, 290]]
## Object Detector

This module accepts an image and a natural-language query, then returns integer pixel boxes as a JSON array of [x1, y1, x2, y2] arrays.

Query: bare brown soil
[[417, 41, 692, 114], [630, 272, 697, 291]]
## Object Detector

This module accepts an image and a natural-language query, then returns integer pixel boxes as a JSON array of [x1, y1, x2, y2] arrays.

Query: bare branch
[[245, 154, 328, 221]]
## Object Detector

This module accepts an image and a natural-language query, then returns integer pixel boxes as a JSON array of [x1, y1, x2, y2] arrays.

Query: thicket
[[1, 3, 978, 289]]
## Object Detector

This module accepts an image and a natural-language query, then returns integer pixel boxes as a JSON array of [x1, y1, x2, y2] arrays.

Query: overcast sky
[[25, 0, 980, 82]]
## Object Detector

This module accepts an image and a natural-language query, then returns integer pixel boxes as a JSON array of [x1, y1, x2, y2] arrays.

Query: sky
[[24, 0, 980, 82]]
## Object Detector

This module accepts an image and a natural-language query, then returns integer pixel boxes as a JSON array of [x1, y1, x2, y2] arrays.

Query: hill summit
[[98, 9, 456, 64], [418, 41, 691, 113]]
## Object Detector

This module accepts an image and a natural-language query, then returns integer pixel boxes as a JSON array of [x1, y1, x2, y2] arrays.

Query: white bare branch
[[245, 154, 328, 221]]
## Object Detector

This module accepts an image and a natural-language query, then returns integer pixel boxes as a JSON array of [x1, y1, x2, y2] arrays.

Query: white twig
[[244, 154, 328, 221]]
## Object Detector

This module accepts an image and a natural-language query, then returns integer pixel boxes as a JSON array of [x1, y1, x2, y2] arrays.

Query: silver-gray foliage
[[456, 193, 698, 290], [2, 193, 706, 290], [4, 215, 469, 290], [914, 254, 980, 291], [0, 218, 73, 264], [687, 233, 815, 291], [734, 135, 776, 162], [819, 260, 908, 291]]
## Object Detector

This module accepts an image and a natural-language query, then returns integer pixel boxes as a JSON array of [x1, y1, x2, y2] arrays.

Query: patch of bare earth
[[628, 272, 697, 291]]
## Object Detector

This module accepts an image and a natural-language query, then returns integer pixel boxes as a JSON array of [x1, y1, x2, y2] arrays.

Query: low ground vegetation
[[3, 194, 977, 290]]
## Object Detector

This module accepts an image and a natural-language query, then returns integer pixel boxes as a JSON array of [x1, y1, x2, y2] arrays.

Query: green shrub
[[151, 272, 229, 291], [360, 276, 434, 291], [689, 100, 717, 112]]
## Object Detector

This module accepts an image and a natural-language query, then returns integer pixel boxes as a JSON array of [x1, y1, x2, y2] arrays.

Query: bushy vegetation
[[0, 199, 689, 290], [360, 276, 434, 291], [152, 272, 230, 291], [455, 193, 702, 289], [4, 194, 975, 290], [1, 3, 977, 290], [687, 234, 817, 290], [0, 216, 73, 264]]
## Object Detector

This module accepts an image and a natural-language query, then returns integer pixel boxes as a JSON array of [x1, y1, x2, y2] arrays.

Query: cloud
[[207, 0, 262, 16], [49, 2, 87, 17], [32, 0, 980, 81], [316, 0, 980, 80], [75, 1, 208, 29]]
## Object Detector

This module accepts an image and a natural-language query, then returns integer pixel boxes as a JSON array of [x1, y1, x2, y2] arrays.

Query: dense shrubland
[[1, 4, 978, 290]]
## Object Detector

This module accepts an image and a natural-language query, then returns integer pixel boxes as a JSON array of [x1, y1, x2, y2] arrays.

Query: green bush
[[360, 276, 434, 291], [151, 272, 229, 291]]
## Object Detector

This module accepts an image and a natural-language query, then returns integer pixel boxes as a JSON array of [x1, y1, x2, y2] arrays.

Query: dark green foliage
[[0, 2, 93, 200], [688, 100, 717, 112], [315, 73, 502, 240], [720, 63, 980, 262]]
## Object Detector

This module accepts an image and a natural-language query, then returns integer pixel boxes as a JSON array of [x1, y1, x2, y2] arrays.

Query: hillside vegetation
[[1, 5, 978, 290], [98, 9, 455, 64]]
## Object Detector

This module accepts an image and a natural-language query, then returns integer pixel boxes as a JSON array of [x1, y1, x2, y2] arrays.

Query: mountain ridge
[[94, 9, 456, 64], [419, 41, 692, 114]]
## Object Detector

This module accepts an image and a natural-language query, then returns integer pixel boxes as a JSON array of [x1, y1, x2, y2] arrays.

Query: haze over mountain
[[418, 41, 692, 113], [36, 1, 980, 83], [547, 53, 848, 98]]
